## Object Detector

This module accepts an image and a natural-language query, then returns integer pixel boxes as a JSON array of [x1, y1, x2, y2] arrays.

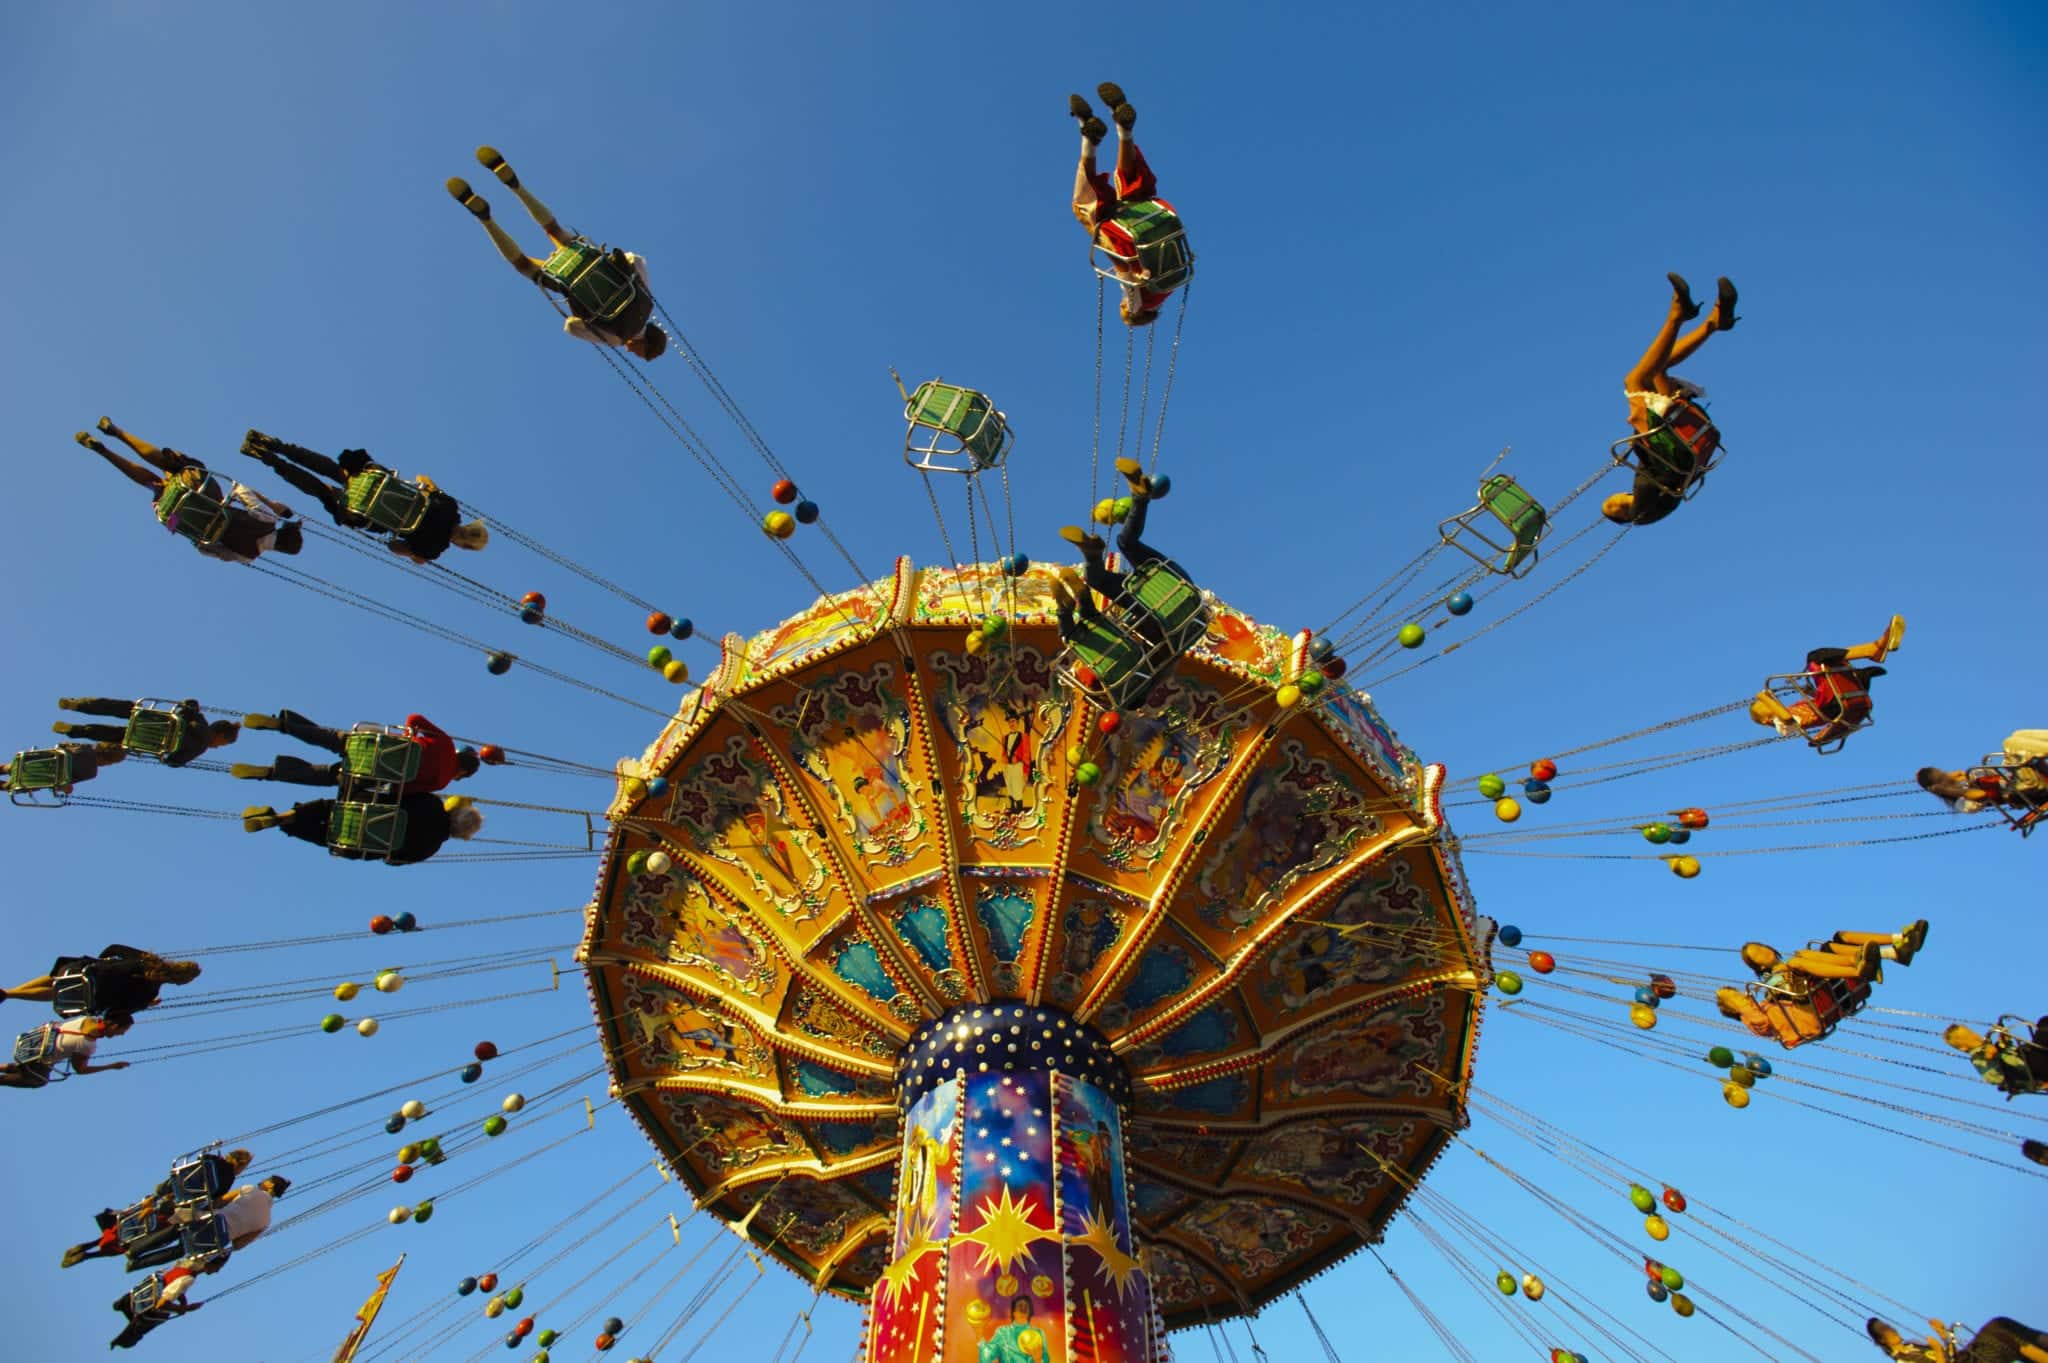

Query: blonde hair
[[448, 805, 485, 840], [451, 521, 490, 551]]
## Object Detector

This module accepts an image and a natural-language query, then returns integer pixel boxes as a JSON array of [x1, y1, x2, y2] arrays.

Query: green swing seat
[[1094, 200, 1193, 293], [121, 706, 185, 761], [344, 468, 431, 535], [1613, 397, 1722, 500], [6, 747, 89, 803], [343, 730, 422, 785], [328, 800, 409, 859], [1126, 560, 1206, 652], [540, 238, 650, 330], [1439, 474, 1547, 578], [154, 478, 230, 547], [1061, 615, 1157, 712], [904, 381, 1012, 474]]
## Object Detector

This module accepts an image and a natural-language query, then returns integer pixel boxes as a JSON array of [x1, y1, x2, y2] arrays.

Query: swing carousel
[[579, 557, 1489, 1361]]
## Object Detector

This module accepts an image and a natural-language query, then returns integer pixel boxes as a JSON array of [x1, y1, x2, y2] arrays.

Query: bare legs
[[1624, 276, 1735, 433], [446, 147, 575, 283]]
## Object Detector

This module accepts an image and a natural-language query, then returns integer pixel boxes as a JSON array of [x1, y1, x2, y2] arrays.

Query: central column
[[866, 1006, 1162, 1363]]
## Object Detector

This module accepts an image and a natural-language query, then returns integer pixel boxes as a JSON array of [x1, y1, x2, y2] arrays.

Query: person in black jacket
[[241, 794, 484, 864], [1, 944, 200, 1012], [241, 430, 487, 564], [49, 699, 237, 767]]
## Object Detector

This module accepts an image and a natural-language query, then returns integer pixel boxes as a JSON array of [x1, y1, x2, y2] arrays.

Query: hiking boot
[[242, 806, 278, 833], [1069, 93, 1093, 120], [1713, 276, 1739, 331], [1080, 116, 1107, 143], [474, 145, 520, 188], [1667, 272, 1700, 321], [60, 1245, 87, 1269], [445, 178, 490, 218], [229, 764, 272, 780], [242, 713, 280, 731], [1893, 918, 1928, 964], [49, 721, 74, 736], [1097, 81, 1128, 109], [1059, 525, 1106, 556], [1114, 456, 1151, 496], [56, 698, 89, 711]]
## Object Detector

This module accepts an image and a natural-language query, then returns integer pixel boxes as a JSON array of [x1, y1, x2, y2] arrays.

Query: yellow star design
[[1074, 1209, 1142, 1300], [954, 1183, 1057, 1278], [877, 1222, 940, 1308]]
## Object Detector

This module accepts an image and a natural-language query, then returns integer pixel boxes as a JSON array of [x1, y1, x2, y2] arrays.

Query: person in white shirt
[[445, 146, 668, 360], [0, 1013, 132, 1088], [123, 1175, 288, 1272]]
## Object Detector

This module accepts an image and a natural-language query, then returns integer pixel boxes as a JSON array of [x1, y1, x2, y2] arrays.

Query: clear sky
[[3, 2, 2043, 1360]]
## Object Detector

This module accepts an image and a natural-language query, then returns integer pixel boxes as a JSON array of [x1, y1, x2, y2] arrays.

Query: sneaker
[[242, 806, 277, 833], [1096, 81, 1127, 109], [1713, 276, 1739, 331], [242, 713, 280, 731], [1080, 116, 1107, 144], [56, 698, 88, 711], [1110, 101, 1136, 130], [1893, 918, 1928, 964], [229, 764, 272, 780], [1069, 93, 1093, 120], [50, 721, 73, 736], [96, 416, 116, 435], [445, 178, 490, 219], [1667, 272, 1701, 321], [60, 1245, 86, 1269], [1058, 526, 1106, 556], [475, 145, 520, 188], [73, 431, 96, 448]]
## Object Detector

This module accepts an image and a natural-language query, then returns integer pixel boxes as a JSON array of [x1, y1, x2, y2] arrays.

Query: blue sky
[[2, 2, 2043, 1359]]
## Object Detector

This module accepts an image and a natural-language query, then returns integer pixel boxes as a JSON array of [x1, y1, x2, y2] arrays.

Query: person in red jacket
[[226, 709, 479, 793], [1068, 82, 1189, 327]]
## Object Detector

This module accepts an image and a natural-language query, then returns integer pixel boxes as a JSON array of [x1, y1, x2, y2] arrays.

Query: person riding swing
[[445, 146, 668, 360]]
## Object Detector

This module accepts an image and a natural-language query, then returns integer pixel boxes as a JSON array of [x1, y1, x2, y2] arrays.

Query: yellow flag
[[330, 1255, 404, 1363]]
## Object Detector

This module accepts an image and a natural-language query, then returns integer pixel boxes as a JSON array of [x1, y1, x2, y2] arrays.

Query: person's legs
[[1789, 947, 1875, 981], [75, 434, 167, 492], [0, 1062, 51, 1088], [96, 418, 193, 474], [242, 755, 343, 787], [1114, 489, 1165, 570], [257, 437, 346, 484], [1113, 131, 1157, 203], [1836, 615, 1907, 664], [444, 179, 544, 280], [3, 974, 56, 1001], [278, 801, 334, 847], [1623, 276, 1700, 414], [475, 147, 575, 246], [1072, 134, 1113, 230]]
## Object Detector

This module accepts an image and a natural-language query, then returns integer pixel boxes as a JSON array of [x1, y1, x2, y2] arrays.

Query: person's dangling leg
[[1790, 946, 1876, 981], [474, 147, 576, 246], [445, 178, 544, 281], [232, 754, 341, 787], [1837, 615, 1907, 664], [95, 418, 194, 475], [244, 709, 346, 755], [1, 972, 56, 1002], [1112, 474, 1165, 571], [1624, 275, 1701, 420], [1070, 98, 1112, 231], [249, 451, 349, 522], [75, 433, 167, 492], [59, 698, 138, 720], [1060, 527, 1125, 602], [1663, 278, 1738, 371], [51, 722, 127, 744], [0, 1062, 50, 1088]]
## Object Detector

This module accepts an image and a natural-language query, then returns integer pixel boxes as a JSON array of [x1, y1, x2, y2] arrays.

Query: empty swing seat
[[903, 381, 1013, 474], [1439, 474, 1548, 577]]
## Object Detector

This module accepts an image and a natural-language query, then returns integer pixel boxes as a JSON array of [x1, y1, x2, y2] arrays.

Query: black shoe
[[1668, 272, 1701, 321], [2024, 1138, 2048, 1167], [1080, 116, 1107, 143], [475, 145, 520, 188], [445, 178, 490, 219], [1069, 94, 1093, 120], [1714, 276, 1739, 331]]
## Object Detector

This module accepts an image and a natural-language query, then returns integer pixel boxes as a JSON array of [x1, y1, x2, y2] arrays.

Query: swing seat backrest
[[168, 1155, 232, 1207], [51, 970, 94, 1018], [11, 1025, 57, 1065], [116, 1203, 166, 1245], [343, 732, 422, 785], [180, 1214, 232, 1261], [344, 468, 430, 535], [906, 382, 1009, 470], [541, 239, 643, 325], [1477, 475, 1547, 547], [122, 708, 185, 760], [128, 1275, 167, 1316], [1125, 561, 1208, 651], [1811, 976, 1871, 1022], [1104, 201, 1193, 292], [6, 748, 74, 794], [1062, 618, 1157, 710], [154, 479, 230, 546], [330, 801, 409, 858]]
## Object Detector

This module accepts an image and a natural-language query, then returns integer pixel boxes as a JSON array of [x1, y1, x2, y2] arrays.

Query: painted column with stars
[[874, 1006, 1156, 1363]]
